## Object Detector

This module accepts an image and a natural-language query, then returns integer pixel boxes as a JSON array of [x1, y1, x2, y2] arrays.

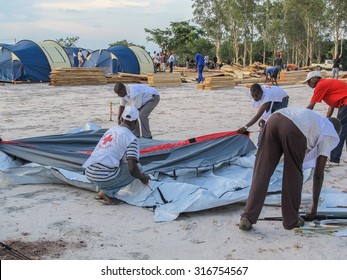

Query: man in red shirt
[[305, 71, 347, 165]]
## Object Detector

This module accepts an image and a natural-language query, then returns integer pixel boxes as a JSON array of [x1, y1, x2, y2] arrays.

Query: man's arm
[[306, 102, 316, 110], [127, 157, 149, 185], [238, 102, 269, 133], [305, 155, 327, 219], [118, 105, 125, 124], [326, 106, 334, 118]]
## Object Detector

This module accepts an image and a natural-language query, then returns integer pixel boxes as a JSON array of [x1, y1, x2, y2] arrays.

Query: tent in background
[[83, 49, 121, 74], [129, 45, 154, 74], [108, 45, 140, 74], [37, 40, 71, 70], [0, 40, 72, 82], [64, 47, 91, 67], [0, 41, 154, 81], [0, 45, 25, 82], [0, 40, 51, 82]]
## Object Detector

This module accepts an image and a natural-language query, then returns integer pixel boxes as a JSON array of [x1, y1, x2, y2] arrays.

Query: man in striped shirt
[[83, 106, 149, 204]]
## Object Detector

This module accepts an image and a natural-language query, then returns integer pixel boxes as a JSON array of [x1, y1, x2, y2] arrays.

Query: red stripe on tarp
[[140, 131, 246, 154], [0, 141, 37, 147]]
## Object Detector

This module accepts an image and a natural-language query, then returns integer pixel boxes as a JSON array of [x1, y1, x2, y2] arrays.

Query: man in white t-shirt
[[114, 83, 160, 139], [239, 108, 341, 231], [78, 49, 85, 67], [238, 83, 289, 144], [83, 106, 149, 204]]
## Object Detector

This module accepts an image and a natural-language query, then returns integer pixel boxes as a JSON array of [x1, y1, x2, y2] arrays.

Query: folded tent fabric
[[0, 130, 256, 176]]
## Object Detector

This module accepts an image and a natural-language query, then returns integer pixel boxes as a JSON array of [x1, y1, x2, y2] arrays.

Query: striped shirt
[[85, 138, 139, 182]]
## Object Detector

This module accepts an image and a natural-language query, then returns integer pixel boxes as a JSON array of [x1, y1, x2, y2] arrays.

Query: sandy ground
[[0, 80, 347, 260]]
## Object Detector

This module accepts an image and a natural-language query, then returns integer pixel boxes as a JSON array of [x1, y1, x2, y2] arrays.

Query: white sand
[[0, 81, 346, 260]]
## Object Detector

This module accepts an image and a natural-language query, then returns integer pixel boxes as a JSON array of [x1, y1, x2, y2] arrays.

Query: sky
[[0, 0, 194, 54]]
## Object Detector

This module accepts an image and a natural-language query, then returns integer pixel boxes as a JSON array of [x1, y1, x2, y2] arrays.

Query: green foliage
[[108, 40, 146, 50], [144, 0, 345, 67], [145, 20, 211, 64], [56, 36, 80, 47]]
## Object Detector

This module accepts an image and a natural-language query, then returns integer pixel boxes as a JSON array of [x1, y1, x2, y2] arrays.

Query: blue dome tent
[[83, 49, 121, 74], [64, 47, 91, 67], [108, 45, 140, 74], [0, 40, 71, 82], [0, 40, 51, 82]]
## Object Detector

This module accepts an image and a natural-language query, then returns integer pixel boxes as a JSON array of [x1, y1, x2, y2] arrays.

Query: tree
[[326, 0, 347, 58], [56, 36, 80, 47], [144, 27, 173, 53], [108, 40, 145, 50], [145, 21, 210, 64], [192, 0, 226, 62]]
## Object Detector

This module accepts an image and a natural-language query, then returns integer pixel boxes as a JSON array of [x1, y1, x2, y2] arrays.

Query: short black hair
[[114, 82, 126, 93], [250, 83, 262, 94]]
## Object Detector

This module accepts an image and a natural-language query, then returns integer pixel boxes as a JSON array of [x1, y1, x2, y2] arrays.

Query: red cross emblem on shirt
[[102, 134, 113, 144]]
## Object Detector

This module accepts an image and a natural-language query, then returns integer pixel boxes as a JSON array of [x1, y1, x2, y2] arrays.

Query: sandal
[[97, 191, 122, 205]]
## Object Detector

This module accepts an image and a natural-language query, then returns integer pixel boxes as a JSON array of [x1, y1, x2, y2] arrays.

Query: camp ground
[[0, 40, 154, 83], [0, 81, 346, 260]]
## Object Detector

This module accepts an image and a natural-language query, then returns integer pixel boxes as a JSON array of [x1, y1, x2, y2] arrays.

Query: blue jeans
[[197, 65, 204, 83], [332, 67, 340, 79], [330, 105, 347, 163]]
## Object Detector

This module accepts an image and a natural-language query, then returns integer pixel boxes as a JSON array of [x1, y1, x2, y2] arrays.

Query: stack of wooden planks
[[147, 72, 182, 87], [280, 70, 327, 84], [197, 76, 238, 90], [279, 70, 310, 83], [49, 68, 108, 86], [105, 73, 148, 84]]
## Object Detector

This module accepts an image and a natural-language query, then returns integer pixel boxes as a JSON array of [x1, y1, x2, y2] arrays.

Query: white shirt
[[250, 85, 288, 121], [78, 51, 84, 62], [277, 107, 340, 168], [119, 84, 160, 109], [82, 126, 138, 169], [168, 54, 175, 63]]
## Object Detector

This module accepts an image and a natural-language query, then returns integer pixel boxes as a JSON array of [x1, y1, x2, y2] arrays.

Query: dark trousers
[[330, 105, 347, 163], [241, 113, 307, 229]]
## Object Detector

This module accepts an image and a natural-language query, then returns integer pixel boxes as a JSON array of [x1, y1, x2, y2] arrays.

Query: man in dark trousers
[[239, 108, 341, 231]]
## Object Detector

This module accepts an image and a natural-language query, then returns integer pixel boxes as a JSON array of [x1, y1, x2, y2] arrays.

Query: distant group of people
[[151, 51, 176, 73], [82, 53, 346, 233]]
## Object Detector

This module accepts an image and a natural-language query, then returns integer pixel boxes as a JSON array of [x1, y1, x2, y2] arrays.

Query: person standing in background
[[195, 51, 205, 84], [332, 54, 342, 79], [168, 52, 175, 73], [78, 49, 85, 67]]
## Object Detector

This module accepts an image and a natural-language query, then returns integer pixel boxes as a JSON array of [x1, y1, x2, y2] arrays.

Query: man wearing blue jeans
[[305, 71, 347, 165], [195, 52, 205, 84]]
